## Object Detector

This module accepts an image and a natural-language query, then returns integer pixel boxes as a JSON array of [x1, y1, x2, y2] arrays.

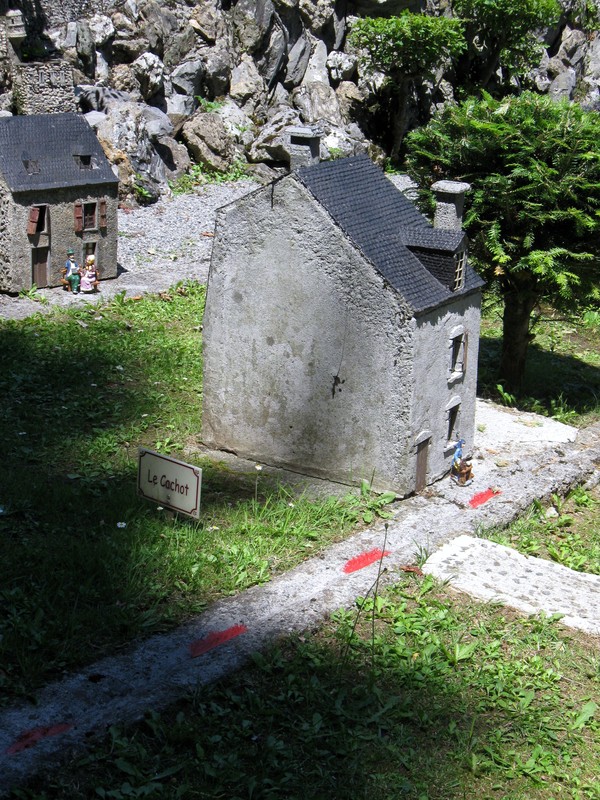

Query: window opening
[[74, 154, 93, 169], [23, 159, 40, 175], [450, 333, 467, 375], [83, 202, 97, 230], [35, 205, 47, 233], [453, 250, 466, 291], [83, 242, 96, 261], [447, 403, 460, 442]]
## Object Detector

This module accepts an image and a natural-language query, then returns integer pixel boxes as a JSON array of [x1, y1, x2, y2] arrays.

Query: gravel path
[[0, 181, 259, 321]]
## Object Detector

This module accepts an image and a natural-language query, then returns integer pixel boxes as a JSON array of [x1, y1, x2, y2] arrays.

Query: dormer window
[[74, 155, 93, 169], [23, 159, 40, 175], [453, 249, 467, 291]]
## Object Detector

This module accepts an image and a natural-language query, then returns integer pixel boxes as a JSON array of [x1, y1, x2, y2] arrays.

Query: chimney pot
[[287, 125, 322, 170], [431, 180, 471, 231]]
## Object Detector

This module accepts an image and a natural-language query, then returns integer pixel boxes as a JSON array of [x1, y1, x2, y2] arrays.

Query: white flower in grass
[[116, 522, 127, 528]]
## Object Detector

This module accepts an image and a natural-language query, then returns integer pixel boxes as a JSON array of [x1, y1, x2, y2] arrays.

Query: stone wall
[[36, 0, 97, 29], [203, 174, 419, 493], [0, 183, 12, 291], [12, 61, 76, 114], [10, 185, 118, 292]]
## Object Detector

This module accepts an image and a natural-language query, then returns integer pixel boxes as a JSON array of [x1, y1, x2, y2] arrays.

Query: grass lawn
[[2, 285, 600, 799], [0, 284, 375, 704], [14, 572, 600, 800]]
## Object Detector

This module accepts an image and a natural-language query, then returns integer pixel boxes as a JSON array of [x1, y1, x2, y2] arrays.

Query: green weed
[[18, 284, 48, 304], [169, 160, 248, 195], [15, 577, 600, 799], [195, 96, 225, 113], [486, 485, 600, 575]]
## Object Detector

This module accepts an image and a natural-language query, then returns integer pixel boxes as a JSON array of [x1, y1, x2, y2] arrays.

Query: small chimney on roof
[[431, 180, 471, 231], [6, 10, 26, 44], [287, 125, 322, 171]]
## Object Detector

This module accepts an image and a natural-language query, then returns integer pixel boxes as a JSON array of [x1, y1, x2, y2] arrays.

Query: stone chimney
[[287, 125, 322, 170], [431, 180, 471, 231], [6, 10, 26, 46]]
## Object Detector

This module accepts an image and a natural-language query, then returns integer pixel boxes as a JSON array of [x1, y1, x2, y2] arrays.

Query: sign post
[[138, 448, 202, 519]]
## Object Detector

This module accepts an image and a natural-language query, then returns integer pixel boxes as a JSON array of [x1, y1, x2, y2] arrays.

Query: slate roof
[[295, 154, 484, 314], [0, 112, 118, 193]]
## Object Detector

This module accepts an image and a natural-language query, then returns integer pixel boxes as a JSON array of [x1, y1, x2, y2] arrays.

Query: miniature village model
[[0, 112, 118, 293], [202, 148, 484, 495]]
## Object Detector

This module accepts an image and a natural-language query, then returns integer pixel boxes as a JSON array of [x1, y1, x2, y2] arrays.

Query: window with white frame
[[448, 326, 467, 380]]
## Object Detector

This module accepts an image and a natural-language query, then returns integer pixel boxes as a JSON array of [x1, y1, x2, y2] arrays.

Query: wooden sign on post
[[138, 448, 202, 519]]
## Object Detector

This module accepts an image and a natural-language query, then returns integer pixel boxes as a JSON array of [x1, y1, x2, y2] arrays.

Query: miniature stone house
[[202, 154, 484, 494], [0, 112, 118, 292]]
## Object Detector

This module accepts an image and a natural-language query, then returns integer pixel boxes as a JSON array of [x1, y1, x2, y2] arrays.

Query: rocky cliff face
[[3, 0, 598, 200]]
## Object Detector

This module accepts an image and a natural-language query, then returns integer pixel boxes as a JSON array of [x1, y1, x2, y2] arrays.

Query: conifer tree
[[405, 91, 600, 390]]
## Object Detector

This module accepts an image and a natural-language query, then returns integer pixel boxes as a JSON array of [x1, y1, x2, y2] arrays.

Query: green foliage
[[169, 159, 248, 195], [194, 96, 225, 113], [350, 12, 465, 81], [344, 479, 397, 525], [16, 577, 600, 799], [406, 91, 600, 387], [453, 0, 560, 87], [407, 91, 600, 303], [132, 174, 155, 204], [487, 486, 600, 574], [18, 284, 48, 305], [565, 0, 600, 32]]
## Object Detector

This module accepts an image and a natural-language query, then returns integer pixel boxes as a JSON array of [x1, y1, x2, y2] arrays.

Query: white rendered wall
[[202, 177, 418, 492], [410, 294, 481, 485]]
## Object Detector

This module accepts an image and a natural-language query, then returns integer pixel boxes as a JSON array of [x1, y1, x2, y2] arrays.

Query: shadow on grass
[[478, 334, 600, 416], [0, 312, 357, 703], [0, 297, 287, 700], [20, 581, 595, 800]]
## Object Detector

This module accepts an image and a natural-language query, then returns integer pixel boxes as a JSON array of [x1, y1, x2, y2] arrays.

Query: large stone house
[[202, 153, 484, 494], [0, 112, 118, 292]]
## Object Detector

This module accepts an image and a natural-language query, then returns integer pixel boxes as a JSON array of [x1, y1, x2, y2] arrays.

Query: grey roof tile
[[0, 112, 118, 193], [296, 154, 484, 313]]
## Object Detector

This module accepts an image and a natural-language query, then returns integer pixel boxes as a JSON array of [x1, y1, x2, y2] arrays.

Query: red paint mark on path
[[469, 488, 501, 508], [7, 723, 73, 755], [190, 624, 247, 658], [343, 548, 391, 574]]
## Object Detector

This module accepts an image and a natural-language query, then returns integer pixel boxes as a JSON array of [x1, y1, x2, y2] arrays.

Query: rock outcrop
[[1, 0, 596, 200]]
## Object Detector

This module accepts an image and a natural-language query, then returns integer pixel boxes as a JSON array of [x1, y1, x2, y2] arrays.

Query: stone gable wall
[[203, 174, 418, 493], [412, 295, 481, 483], [12, 61, 76, 114]]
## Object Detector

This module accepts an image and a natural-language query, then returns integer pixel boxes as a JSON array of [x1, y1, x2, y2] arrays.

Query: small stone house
[[202, 153, 484, 494], [0, 112, 118, 293]]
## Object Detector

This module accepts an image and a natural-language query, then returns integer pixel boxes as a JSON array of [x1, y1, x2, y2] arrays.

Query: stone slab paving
[[423, 535, 600, 636], [0, 402, 599, 794]]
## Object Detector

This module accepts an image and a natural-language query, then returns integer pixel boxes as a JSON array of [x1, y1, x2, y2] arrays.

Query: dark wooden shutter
[[99, 198, 107, 228], [462, 333, 468, 374], [74, 201, 83, 232], [27, 206, 39, 235]]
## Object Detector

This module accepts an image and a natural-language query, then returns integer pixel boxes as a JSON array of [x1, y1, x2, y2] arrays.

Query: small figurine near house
[[450, 439, 474, 486], [61, 249, 81, 293], [80, 254, 100, 293]]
